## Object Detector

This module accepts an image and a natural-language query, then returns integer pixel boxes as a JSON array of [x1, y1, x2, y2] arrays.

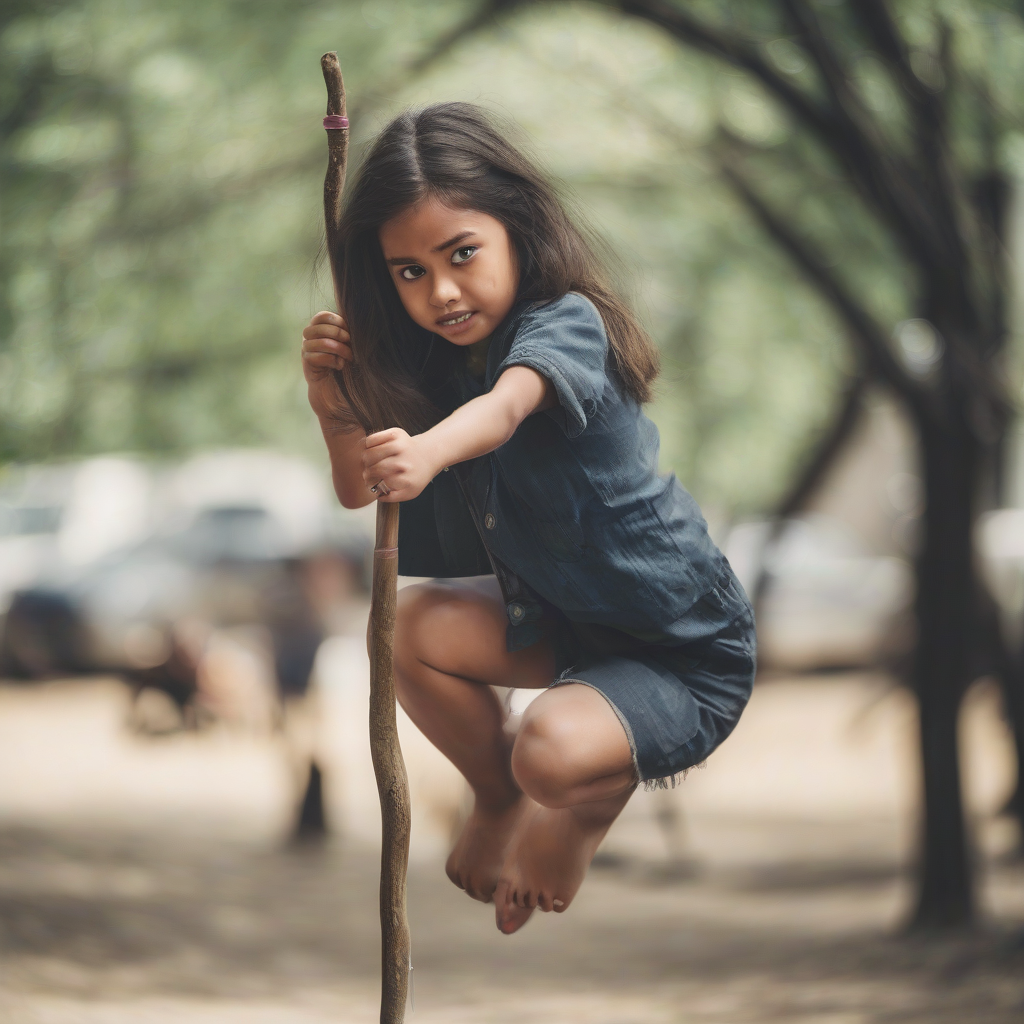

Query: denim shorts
[[547, 568, 756, 785]]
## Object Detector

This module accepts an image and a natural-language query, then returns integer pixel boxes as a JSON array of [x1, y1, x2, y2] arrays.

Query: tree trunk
[[910, 418, 978, 929]]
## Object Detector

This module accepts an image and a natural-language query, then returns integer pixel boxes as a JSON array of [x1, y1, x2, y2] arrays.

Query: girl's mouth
[[436, 310, 478, 335]]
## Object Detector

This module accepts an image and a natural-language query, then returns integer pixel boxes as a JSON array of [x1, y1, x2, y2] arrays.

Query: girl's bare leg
[[392, 580, 555, 903], [495, 684, 636, 934], [394, 580, 636, 931]]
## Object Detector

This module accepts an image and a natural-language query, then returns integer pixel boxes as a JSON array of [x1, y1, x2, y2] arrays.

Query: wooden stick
[[320, 51, 411, 1023], [367, 500, 409, 1022]]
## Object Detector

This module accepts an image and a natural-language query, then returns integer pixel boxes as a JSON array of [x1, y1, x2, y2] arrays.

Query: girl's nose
[[430, 273, 460, 309]]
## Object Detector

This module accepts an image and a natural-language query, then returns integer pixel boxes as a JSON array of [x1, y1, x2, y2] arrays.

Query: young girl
[[302, 103, 755, 934]]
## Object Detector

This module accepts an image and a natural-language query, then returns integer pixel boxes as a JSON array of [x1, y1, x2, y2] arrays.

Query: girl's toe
[[496, 899, 535, 935]]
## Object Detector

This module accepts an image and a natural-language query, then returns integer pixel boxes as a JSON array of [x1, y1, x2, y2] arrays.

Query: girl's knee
[[510, 707, 579, 808]]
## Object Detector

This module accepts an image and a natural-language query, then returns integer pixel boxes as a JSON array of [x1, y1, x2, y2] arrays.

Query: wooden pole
[[367, 500, 409, 1022], [320, 52, 411, 1022]]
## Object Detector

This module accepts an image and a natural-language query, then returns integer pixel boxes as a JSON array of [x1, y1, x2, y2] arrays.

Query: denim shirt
[[397, 292, 727, 652]]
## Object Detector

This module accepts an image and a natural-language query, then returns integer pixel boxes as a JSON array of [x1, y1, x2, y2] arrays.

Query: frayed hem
[[642, 761, 707, 791]]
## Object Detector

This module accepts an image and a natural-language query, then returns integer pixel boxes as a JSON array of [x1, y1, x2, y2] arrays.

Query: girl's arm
[[322, 421, 375, 509], [302, 310, 555, 505], [362, 367, 555, 502], [302, 311, 375, 509]]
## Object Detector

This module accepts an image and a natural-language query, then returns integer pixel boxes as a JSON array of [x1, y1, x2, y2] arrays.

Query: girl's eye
[[451, 246, 477, 265], [400, 265, 425, 281]]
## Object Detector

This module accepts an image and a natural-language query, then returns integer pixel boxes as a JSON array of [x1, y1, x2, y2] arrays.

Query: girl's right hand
[[302, 311, 353, 421], [302, 311, 352, 379]]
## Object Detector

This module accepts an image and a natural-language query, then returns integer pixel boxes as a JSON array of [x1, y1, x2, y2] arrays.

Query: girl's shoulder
[[517, 291, 606, 339], [495, 292, 613, 440]]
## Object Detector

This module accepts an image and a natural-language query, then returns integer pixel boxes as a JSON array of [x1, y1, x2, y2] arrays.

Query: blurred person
[[264, 558, 325, 704], [125, 625, 202, 732], [301, 103, 755, 933], [262, 557, 329, 841]]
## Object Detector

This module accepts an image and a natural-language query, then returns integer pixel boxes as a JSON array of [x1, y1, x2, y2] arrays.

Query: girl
[[302, 103, 755, 935]]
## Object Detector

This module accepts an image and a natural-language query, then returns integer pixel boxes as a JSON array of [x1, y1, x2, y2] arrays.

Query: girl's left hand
[[362, 427, 438, 502]]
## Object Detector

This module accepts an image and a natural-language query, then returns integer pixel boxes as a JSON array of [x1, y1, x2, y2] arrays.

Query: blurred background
[[2, 0, 1024, 1020]]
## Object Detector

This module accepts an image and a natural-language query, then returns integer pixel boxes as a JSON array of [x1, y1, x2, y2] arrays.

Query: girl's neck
[[464, 335, 491, 378]]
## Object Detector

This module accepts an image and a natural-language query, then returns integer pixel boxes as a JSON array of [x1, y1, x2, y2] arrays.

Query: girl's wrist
[[416, 428, 450, 481]]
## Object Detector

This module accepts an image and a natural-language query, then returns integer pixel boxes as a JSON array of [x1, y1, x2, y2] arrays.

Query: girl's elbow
[[334, 476, 373, 509], [339, 491, 374, 510]]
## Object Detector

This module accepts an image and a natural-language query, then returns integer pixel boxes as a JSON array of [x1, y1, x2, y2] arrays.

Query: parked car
[[724, 515, 915, 671], [0, 456, 154, 618], [0, 451, 371, 683]]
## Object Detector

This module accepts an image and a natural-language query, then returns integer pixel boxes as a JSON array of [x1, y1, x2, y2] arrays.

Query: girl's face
[[379, 196, 519, 347]]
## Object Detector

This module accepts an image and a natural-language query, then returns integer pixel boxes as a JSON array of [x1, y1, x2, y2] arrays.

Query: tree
[[0, 0, 507, 460], [8, 0, 1021, 931], [592, 0, 1024, 928], [3, 0, 846, 515]]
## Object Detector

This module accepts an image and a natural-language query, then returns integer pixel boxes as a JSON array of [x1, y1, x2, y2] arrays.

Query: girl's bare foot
[[493, 796, 622, 934], [445, 795, 525, 902]]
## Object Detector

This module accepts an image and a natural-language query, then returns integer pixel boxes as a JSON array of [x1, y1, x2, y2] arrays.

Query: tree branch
[[615, 0, 962, 289], [781, 0, 879, 142], [780, 0, 968, 277], [352, 0, 525, 113], [616, 0, 836, 142], [852, 0, 931, 102], [776, 373, 870, 522], [716, 155, 933, 423], [753, 370, 869, 613], [95, 0, 518, 243]]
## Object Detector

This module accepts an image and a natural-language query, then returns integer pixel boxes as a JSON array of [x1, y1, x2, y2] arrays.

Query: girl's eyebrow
[[385, 231, 478, 266], [432, 230, 476, 253]]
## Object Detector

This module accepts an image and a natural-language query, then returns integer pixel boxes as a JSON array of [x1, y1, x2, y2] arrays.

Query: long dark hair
[[331, 102, 659, 434]]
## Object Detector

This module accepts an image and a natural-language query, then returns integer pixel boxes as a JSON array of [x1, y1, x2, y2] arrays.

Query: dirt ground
[[0, 670, 1022, 1023]]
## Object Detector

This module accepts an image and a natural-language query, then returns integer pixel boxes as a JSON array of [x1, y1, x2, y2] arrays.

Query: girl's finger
[[303, 352, 348, 370], [303, 347, 352, 368], [302, 323, 350, 343], [365, 427, 402, 448], [362, 442, 402, 468], [362, 464, 404, 491], [309, 310, 347, 327], [302, 336, 352, 357]]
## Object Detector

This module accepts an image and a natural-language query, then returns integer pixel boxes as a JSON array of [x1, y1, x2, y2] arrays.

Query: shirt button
[[484, 513, 496, 530], [507, 602, 525, 622]]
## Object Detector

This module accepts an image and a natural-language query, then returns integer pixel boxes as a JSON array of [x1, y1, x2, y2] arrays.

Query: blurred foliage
[[0, 0, 476, 463], [2, 0, 1022, 517]]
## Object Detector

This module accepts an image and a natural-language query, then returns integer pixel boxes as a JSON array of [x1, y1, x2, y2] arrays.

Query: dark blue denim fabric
[[396, 292, 756, 780], [548, 569, 755, 781]]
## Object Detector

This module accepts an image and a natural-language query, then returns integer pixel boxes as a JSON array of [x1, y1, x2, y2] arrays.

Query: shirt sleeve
[[494, 293, 609, 438]]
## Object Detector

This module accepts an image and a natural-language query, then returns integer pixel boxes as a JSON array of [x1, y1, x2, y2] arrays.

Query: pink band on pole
[[323, 115, 349, 130]]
